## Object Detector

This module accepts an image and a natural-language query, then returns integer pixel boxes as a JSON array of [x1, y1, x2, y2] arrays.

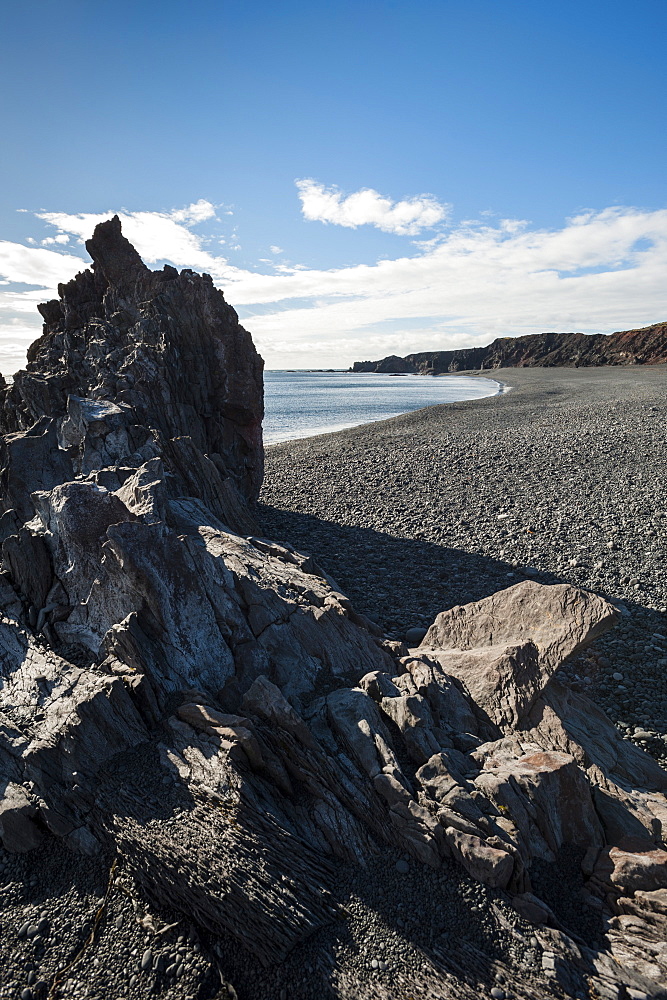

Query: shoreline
[[264, 373, 508, 446], [260, 365, 667, 764]]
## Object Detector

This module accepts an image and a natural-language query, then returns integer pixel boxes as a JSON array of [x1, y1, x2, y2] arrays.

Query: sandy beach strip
[[258, 365, 667, 764]]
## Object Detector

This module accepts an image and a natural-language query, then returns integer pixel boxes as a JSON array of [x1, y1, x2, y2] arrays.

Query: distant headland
[[350, 321, 667, 373]]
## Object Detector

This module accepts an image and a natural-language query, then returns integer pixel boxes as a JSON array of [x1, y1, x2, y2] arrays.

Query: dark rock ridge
[[0, 214, 264, 525], [351, 322, 667, 373], [0, 223, 666, 999]]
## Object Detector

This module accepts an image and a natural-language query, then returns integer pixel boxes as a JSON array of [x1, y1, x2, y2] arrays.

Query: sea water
[[264, 370, 503, 444]]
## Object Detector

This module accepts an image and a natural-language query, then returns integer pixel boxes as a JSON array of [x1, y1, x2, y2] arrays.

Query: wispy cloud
[[296, 179, 450, 235], [0, 241, 85, 287], [0, 199, 666, 373]]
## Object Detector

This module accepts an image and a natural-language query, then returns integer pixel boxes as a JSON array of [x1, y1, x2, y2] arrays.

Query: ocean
[[263, 370, 503, 444]]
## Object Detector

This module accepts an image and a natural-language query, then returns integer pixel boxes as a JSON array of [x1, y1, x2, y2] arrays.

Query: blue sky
[[1, 0, 665, 371]]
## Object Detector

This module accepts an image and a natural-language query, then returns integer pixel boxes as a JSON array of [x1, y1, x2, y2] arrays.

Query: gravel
[[259, 364, 667, 766]]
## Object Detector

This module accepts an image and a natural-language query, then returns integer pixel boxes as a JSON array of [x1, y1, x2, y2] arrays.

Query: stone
[[358, 671, 401, 701], [594, 839, 667, 893], [326, 687, 399, 778], [66, 827, 101, 856], [405, 626, 428, 645], [379, 691, 442, 764], [241, 676, 318, 750], [443, 827, 514, 888], [418, 642, 544, 731], [415, 754, 459, 802], [402, 657, 479, 736], [475, 750, 603, 861], [510, 892, 552, 924], [422, 579, 618, 679]]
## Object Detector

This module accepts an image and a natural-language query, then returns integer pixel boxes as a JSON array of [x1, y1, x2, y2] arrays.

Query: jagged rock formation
[[351, 322, 667, 373], [0, 215, 264, 528], [0, 221, 666, 999]]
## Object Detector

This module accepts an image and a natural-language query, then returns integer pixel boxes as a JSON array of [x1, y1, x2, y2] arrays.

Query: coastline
[[260, 365, 667, 764], [263, 371, 503, 445]]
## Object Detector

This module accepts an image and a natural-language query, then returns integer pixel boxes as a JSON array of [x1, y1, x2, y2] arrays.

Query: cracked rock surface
[[0, 226, 666, 1000]]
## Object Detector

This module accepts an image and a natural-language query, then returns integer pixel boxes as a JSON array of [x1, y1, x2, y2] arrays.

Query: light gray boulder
[[422, 580, 619, 667]]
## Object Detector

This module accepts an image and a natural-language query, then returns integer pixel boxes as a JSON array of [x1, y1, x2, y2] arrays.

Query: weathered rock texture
[[0, 222, 665, 999], [351, 322, 667, 373], [0, 214, 264, 524]]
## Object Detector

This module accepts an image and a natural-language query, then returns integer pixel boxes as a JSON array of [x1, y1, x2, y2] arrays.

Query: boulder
[[594, 839, 667, 893], [419, 642, 544, 730], [475, 750, 603, 860], [443, 827, 514, 888], [422, 581, 618, 673]]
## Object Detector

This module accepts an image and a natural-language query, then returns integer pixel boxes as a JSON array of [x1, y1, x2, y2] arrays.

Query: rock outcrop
[[0, 215, 264, 527], [351, 321, 667, 373], [0, 221, 665, 999]]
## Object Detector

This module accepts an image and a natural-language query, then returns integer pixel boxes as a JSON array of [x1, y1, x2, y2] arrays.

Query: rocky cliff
[[0, 223, 665, 1000], [351, 322, 667, 373], [0, 215, 264, 524]]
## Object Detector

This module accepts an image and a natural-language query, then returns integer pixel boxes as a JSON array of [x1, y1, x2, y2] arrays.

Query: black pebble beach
[[259, 365, 667, 767]]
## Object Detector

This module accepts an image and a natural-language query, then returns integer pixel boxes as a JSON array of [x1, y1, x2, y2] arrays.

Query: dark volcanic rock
[[351, 322, 667, 373], [1, 215, 264, 518]]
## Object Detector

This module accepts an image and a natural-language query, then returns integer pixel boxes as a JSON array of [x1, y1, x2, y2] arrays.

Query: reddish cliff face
[[351, 322, 667, 373]]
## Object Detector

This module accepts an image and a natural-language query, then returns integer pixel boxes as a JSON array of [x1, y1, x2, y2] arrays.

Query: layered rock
[[351, 321, 667, 373], [0, 215, 264, 527], [0, 222, 665, 998]]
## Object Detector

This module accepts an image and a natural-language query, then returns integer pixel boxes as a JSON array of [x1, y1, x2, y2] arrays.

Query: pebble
[[395, 860, 410, 874], [491, 989, 506, 999], [140, 948, 152, 971]]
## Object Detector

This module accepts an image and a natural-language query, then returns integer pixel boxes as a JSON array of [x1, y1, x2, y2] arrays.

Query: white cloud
[[0, 241, 86, 287], [0, 200, 666, 374], [269, 245, 284, 254], [228, 206, 667, 366], [296, 179, 449, 235], [42, 234, 70, 246], [36, 202, 228, 276], [171, 199, 218, 224]]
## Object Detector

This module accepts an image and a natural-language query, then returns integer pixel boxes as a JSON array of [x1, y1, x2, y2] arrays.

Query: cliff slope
[[351, 322, 667, 373]]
